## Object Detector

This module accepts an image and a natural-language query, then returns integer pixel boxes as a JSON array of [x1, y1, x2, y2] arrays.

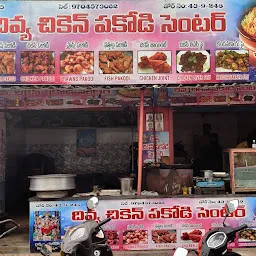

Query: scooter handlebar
[[234, 224, 248, 233], [98, 218, 112, 227]]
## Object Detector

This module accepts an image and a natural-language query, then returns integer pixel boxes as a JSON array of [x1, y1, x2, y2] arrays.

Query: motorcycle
[[174, 199, 247, 256], [41, 196, 113, 256]]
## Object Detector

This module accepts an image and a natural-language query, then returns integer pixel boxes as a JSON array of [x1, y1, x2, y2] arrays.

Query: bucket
[[120, 178, 133, 195]]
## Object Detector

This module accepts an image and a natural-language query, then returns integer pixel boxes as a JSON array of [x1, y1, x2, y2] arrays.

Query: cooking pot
[[29, 174, 76, 192]]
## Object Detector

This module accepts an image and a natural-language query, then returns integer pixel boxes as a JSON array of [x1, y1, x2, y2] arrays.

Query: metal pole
[[137, 89, 144, 196]]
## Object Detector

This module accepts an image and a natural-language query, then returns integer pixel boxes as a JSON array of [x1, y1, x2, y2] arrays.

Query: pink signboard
[[30, 196, 256, 253], [1, 0, 256, 85]]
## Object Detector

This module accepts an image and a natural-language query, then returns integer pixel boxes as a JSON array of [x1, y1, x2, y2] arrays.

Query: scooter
[[174, 199, 247, 256], [41, 196, 113, 256]]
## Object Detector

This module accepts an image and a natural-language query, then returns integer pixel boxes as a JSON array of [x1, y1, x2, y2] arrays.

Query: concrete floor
[[1, 215, 256, 255]]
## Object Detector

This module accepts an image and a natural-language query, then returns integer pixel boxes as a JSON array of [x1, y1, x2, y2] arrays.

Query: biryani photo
[[177, 50, 210, 73], [216, 50, 249, 72], [241, 7, 256, 38], [138, 51, 171, 74], [99, 51, 133, 74]]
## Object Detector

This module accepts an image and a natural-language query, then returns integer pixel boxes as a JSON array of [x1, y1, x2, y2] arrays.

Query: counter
[[29, 193, 256, 253]]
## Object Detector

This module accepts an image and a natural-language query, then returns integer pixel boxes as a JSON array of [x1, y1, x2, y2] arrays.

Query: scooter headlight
[[70, 227, 85, 241], [206, 232, 227, 249]]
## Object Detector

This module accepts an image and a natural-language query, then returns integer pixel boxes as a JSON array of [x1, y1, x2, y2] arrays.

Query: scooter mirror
[[40, 244, 52, 256], [87, 196, 99, 210], [225, 199, 239, 215], [172, 248, 188, 256]]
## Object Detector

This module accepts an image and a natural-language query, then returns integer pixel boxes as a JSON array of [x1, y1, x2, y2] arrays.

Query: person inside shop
[[235, 129, 256, 167], [193, 123, 212, 175], [207, 133, 223, 171], [236, 129, 256, 148], [193, 123, 223, 174]]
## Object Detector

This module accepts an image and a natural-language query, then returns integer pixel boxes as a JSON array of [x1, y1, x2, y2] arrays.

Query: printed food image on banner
[[99, 51, 133, 74], [20, 51, 55, 74], [238, 228, 256, 242], [180, 229, 205, 243], [45, 98, 64, 107], [77, 129, 96, 156], [33, 211, 61, 242], [60, 51, 94, 74], [239, 6, 256, 67], [85, 97, 103, 107], [26, 98, 44, 108], [105, 231, 120, 247], [65, 97, 83, 106], [242, 93, 255, 103], [213, 95, 227, 104], [176, 50, 210, 73], [0, 52, 15, 75], [122, 230, 148, 245], [215, 50, 249, 73], [151, 230, 177, 244], [137, 51, 171, 74]]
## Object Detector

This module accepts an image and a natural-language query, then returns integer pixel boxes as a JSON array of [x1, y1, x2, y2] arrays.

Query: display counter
[[29, 194, 256, 253]]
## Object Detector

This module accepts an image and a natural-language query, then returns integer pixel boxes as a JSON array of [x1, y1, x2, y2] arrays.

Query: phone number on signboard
[[164, 3, 224, 9], [58, 3, 119, 10]]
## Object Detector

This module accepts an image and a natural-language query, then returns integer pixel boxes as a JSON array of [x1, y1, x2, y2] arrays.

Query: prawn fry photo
[[60, 51, 94, 75]]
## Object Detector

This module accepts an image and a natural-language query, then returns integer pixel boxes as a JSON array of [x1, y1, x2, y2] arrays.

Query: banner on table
[[2, 0, 256, 85], [29, 197, 256, 253]]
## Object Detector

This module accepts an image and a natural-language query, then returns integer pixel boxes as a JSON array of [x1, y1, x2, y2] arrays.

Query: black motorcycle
[[41, 196, 113, 256]]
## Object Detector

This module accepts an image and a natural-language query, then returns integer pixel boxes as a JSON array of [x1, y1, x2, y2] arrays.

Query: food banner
[[30, 196, 256, 253], [2, 86, 256, 109], [2, 0, 256, 85], [168, 85, 256, 106]]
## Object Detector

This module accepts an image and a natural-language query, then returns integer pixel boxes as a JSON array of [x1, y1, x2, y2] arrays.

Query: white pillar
[[0, 112, 6, 214]]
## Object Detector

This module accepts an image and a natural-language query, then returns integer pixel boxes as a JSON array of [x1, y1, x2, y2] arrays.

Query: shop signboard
[[2, 0, 256, 85], [30, 196, 256, 253], [2, 86, 256, 110]]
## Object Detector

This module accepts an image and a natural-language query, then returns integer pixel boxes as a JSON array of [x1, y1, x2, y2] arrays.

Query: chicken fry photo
[[138, 51, 171, 74], [0, 52, 15, 75], [21, 51, 55, 75]]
